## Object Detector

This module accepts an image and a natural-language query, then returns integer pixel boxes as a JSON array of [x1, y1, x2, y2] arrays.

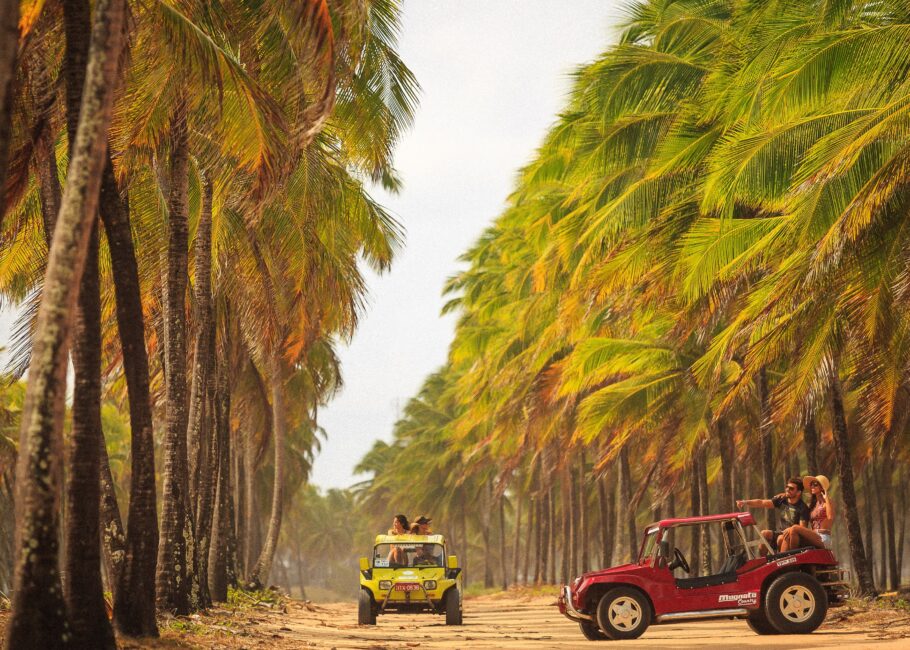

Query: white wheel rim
[[608, 596, 642, 631], [780, 585, 815, 623]]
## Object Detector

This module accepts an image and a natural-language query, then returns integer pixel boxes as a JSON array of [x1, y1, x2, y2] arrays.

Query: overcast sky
[[311, 0, 625, 489], [0, 0, 627, 490]]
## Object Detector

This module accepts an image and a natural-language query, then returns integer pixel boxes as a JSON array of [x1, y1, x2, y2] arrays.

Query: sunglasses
[[810, 481, 820, 488]]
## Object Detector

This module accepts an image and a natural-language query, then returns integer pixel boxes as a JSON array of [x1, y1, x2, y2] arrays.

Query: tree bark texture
[[714, 419, 734, 513], [209, 359, 232, 601], [100, 157, 159, 636], [98, 433, 126, 598], [512, 490, 522, 585], [759, 367, 775, 531], [620, 446, 635, 562], [5, 0, 125, 645], [156, 101, 192, 614], [830, 376, 876, 595], [249, 355, 287, 587], [803, 417, 819, 475], [0, 0, 18, 218], [579, 454, 588, 573], [498, 495, 507, 590]]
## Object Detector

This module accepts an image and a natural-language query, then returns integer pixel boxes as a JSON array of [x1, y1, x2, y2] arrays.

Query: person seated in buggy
[[736, 477, 810, 552]]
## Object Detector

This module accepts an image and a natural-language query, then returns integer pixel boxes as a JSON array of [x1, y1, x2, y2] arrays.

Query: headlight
[[423, 580, 437, 590], [378, 580, 392, 590]]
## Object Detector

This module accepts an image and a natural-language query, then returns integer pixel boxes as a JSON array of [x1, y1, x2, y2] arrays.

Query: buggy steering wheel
[[669, 547, 690, 574]]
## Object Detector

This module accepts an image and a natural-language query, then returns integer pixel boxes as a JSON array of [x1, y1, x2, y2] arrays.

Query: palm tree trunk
[[620, 446, 635, 562], [100, 157, 159, 636], [512, 489, 522, 585], [803, 416, 819, 475], [156, 99, 192, 615], [560, 471, 570, 584], [249, 355, 287, 587], [579, 454, 588, 573], [533, 495, 542, 584], [498, 494, 507, 590], [759, 367, 775, 531], [98, 433, 126, 599], [65, 221, 115, 648], [243, 430, 258, 576], [697, 445, 711, 575], [689, 459, 700, 577], [830, 375, 875, 595], [714, 419, 734, 513], [60, 0, 113, 643], [546, 487, 556, 584], [0, 0, 18, 215], [209, 358, 232, 602], [896, 479, 906, 584], [598, 472, 614, 567], [568, 466, 577, 579], [5, 0, 125, 644]]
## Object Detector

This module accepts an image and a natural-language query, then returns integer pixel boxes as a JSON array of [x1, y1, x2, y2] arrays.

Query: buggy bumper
[[559, 585, 594, 622]]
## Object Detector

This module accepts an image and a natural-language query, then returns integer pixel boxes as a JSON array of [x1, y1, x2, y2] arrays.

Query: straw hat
[[803, 474, 830, 493]]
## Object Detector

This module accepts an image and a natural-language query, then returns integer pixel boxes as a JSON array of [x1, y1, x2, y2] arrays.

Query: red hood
[[583, 562, 640, 578]]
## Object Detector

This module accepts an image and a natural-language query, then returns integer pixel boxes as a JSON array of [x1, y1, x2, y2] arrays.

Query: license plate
[[394, 583, 421, 592]]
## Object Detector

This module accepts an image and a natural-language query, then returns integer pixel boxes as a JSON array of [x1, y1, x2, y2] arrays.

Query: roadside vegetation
[[356, 0, 910, 598], [0, 0, 416, 645]]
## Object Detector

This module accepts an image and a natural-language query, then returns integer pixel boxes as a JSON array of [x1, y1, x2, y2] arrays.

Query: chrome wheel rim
[[608, 596, 642, 631], [780, 585, 815, 623]]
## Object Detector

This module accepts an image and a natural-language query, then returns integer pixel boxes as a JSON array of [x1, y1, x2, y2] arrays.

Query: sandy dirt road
[[162, 593, 910, 650]]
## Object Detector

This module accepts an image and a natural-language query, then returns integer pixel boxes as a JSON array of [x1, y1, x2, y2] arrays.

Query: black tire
[[579, 620, 610, 640], [595, 586, 651, 640], [358, 590, 376, 625], [444, 588, 462, 625], [763, 572, 827, 634], [746, 610, 780, 635]]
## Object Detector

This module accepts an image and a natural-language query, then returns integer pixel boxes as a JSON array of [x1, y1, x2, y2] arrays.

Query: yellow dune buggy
[[358, 534, 463, 625]]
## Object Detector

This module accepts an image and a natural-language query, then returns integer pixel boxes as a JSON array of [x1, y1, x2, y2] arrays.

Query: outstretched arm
[[736, 498, 774, 509]]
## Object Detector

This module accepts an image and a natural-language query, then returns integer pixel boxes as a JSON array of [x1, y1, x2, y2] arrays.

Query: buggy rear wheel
[[764, 572, 827, 634], [746, 610, 780, 635], [358, 590, 376, 625]]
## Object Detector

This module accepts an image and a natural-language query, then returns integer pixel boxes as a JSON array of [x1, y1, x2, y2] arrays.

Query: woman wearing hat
[[779, 475, 834, 551]]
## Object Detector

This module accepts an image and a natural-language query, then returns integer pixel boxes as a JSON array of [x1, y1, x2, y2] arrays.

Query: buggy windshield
[[373, 543, 445, 568]]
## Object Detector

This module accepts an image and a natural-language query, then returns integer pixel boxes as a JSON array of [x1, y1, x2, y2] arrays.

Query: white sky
[[0, 0, 627, 490], [312, 0, 625, 489]]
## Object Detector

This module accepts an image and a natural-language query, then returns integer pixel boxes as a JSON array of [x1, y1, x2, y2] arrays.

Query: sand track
[[146, 593, 910, 650]]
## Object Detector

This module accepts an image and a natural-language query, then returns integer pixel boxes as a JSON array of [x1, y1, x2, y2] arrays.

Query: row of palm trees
[[0, 0, 416, 646], [357, 0, 910, 596]]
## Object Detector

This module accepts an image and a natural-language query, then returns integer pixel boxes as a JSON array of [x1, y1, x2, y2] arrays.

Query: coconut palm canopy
[[0, 0, 909, 644]]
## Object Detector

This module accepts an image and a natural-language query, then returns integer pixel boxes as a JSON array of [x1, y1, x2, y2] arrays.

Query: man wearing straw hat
[[777, 474, 835, 552]]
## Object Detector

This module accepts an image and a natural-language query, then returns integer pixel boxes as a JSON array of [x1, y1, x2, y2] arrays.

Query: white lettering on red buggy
[[718, 591, 758, 606]]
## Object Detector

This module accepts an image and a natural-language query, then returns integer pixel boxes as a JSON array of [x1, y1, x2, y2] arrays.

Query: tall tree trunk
[[689, 459, 701, 578], [599, 471, 615, 567], [568, 465, 577, 579], [759, 367, 775, 531], [619, 446, 635, 562], [243, 431, 258, 576], [697, 444, 711, 575], [803, 416, 819, 475], [560, 471, 570, 584], [481, 485, 493, 588], [98, 434, 126, 599], [579, 454, 589, 573], [101, 157, 159, 636], [5, 0, 125, 644], [896, 478, 907, 585], [547, 486, 556, 584], [209, 357, 232, 602], [249, 355, 287, 588], [65, 221, 115, 648], [714, 419, 734, 513], [498, 494, 507, 590], [61, 0, 113, 644], [187, 177, 215, 607], [533, 495, 542, 585], [512, 490, 522, 586], [830, 376, 875, 595], [156, 99, 192, 615], [0, 0, 18, 217]]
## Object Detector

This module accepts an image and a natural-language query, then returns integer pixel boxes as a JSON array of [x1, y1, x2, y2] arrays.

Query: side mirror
[[447, 555, 458, 569], [359, 556, 372, 580]]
